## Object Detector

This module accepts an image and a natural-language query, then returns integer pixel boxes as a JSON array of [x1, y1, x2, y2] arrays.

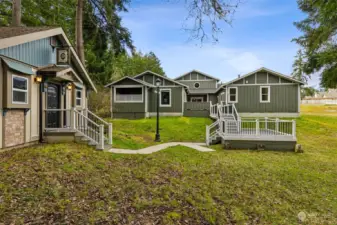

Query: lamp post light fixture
[[154, 78, 161, 142]]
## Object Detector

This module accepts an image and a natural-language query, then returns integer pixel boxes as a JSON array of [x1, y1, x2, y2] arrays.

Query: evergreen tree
[[293, 0, 337, 88], [292, 49, 310, 84]]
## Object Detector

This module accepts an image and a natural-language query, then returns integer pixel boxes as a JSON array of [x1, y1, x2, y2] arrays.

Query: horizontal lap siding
[[234, 85, 298, 113], [148, 87, 183, 113], [179, 80, 217, 89]]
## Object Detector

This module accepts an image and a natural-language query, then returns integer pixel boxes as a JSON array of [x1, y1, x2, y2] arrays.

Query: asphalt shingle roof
[[0, 26, 57, 39]]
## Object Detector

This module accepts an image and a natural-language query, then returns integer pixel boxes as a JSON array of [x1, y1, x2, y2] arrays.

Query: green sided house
[[105, 71, 188, 119], [107, 68, 303, 119], [106, 68, 303, 151], [0, 27, 112, 151]]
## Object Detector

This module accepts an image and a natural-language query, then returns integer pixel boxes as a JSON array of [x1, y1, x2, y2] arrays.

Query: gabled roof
[[174, 70, 220, 81], [0, 26, 97, 92], [0, 27, 57, 39], [104, 76, 155, 87], [133, 70, 189, 88], [220, 67, 305, 87]]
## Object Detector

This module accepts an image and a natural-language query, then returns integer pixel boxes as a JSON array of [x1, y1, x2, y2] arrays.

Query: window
[[194, 82, 200, 88], [160, 89, 171, 107], [228, 87, 238, 103], [12, 75, 28, 104], [191, 97, 203, 102], [115, 87, 143, 102], [76, 89, 82, 106], [260, 86, 270, 103]]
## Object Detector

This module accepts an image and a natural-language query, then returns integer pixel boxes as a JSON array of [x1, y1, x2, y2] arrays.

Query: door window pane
[[160, 90, 171, 106]]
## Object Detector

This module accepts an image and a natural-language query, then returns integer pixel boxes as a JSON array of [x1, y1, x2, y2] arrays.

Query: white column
[[292, 120, 296, 138], [256, 119, 260, 136]]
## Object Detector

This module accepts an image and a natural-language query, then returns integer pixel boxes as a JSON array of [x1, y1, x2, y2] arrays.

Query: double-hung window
[[160, 89, 171, 107], [76, 89, 82, 106], [228, 87, 238, 103], [12, 75, 28, 104], [260, 86, 270, 103]]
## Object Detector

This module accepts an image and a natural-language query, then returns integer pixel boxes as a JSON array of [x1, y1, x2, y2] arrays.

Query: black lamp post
[[155, 78, 161, 142]]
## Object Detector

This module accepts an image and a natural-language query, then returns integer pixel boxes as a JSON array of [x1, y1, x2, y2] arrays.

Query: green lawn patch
[[0, 114, 337, 224], [108, 117, 212, 149]]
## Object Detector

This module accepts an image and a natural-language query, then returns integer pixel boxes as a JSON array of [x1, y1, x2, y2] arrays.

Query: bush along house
[[106, 68, 304, 151], [0, 27, 112, 151]]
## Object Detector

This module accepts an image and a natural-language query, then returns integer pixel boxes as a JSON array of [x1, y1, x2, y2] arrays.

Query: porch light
[[34, 76, 42, 83], [67, 83, 73, 90], [155, 78, 161, 87]]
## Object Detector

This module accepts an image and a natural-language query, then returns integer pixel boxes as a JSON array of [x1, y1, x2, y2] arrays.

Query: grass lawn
[[108, 117, 212, 149], [0, 105, 337, 224]]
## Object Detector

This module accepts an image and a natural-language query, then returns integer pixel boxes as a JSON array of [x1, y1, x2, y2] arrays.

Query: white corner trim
[[159, 89, 171, 107], [228, 87, 238, 103], [260, 86, 270, 103], [298, 84, 301, 113]]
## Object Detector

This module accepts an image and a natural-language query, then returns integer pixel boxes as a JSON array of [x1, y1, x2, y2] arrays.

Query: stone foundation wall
[[4, 110, 25, 147]]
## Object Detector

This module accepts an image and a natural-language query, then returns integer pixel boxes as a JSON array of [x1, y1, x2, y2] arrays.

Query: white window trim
[[159, 89, 171, 107], [114, 85, 144, 103], [260, 86, 270, 103], [12, 74, 28, 104], [194, 82, 200, 89], [76, 89, 82, 106], [228, 87, 238, 103], [191, 97, 204, 102]]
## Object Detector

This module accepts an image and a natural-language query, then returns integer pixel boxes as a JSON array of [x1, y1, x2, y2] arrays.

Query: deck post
[[71, 107, 76, 130], [276, 118, 279, 133], [206, 125, 209, 146], [265, 117, 268, 130], [256, 119, 260, 136], [292, 120, 296, 139], [108, 123, 113, 145], [98, 124, 105, 150]]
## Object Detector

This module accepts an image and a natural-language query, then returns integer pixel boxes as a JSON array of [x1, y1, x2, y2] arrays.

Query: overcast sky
[[121, 0, 320, 87]]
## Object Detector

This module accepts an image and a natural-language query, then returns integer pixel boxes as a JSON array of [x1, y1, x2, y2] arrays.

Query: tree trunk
[[75, 0, 85, 64], [12, 0, 21, 26]]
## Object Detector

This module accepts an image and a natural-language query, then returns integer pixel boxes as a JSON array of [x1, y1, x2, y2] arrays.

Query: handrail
[[85, 109, 110, 126], [74, 109, 100, 127], [231, 104, 240, 121]]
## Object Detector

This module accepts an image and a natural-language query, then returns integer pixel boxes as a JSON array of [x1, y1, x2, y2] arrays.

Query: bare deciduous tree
[[183, 0, 242, 42]]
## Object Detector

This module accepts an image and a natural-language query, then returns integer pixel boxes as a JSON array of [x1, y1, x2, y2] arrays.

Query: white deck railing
[[218, 118, 296, 141]]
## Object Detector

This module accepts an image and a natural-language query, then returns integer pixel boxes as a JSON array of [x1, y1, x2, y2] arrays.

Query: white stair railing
[[73, 109, 105, 150], [84, 109, 113, 145], [206, 120, 220, 145]]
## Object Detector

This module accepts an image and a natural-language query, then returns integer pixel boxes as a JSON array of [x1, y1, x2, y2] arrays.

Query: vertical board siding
[[233, 85, 298, 113], [148, 87, 183, 112], [256, 72, 267, 83], [268, 74, 279, 83], [0, 37, 55, 66]]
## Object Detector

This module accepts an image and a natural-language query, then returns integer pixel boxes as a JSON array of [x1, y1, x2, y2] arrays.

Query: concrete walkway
[[106, 142, 215, 154]]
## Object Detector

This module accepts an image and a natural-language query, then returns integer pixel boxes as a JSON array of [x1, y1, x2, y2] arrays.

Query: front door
[[46, 83, 60, 128]]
